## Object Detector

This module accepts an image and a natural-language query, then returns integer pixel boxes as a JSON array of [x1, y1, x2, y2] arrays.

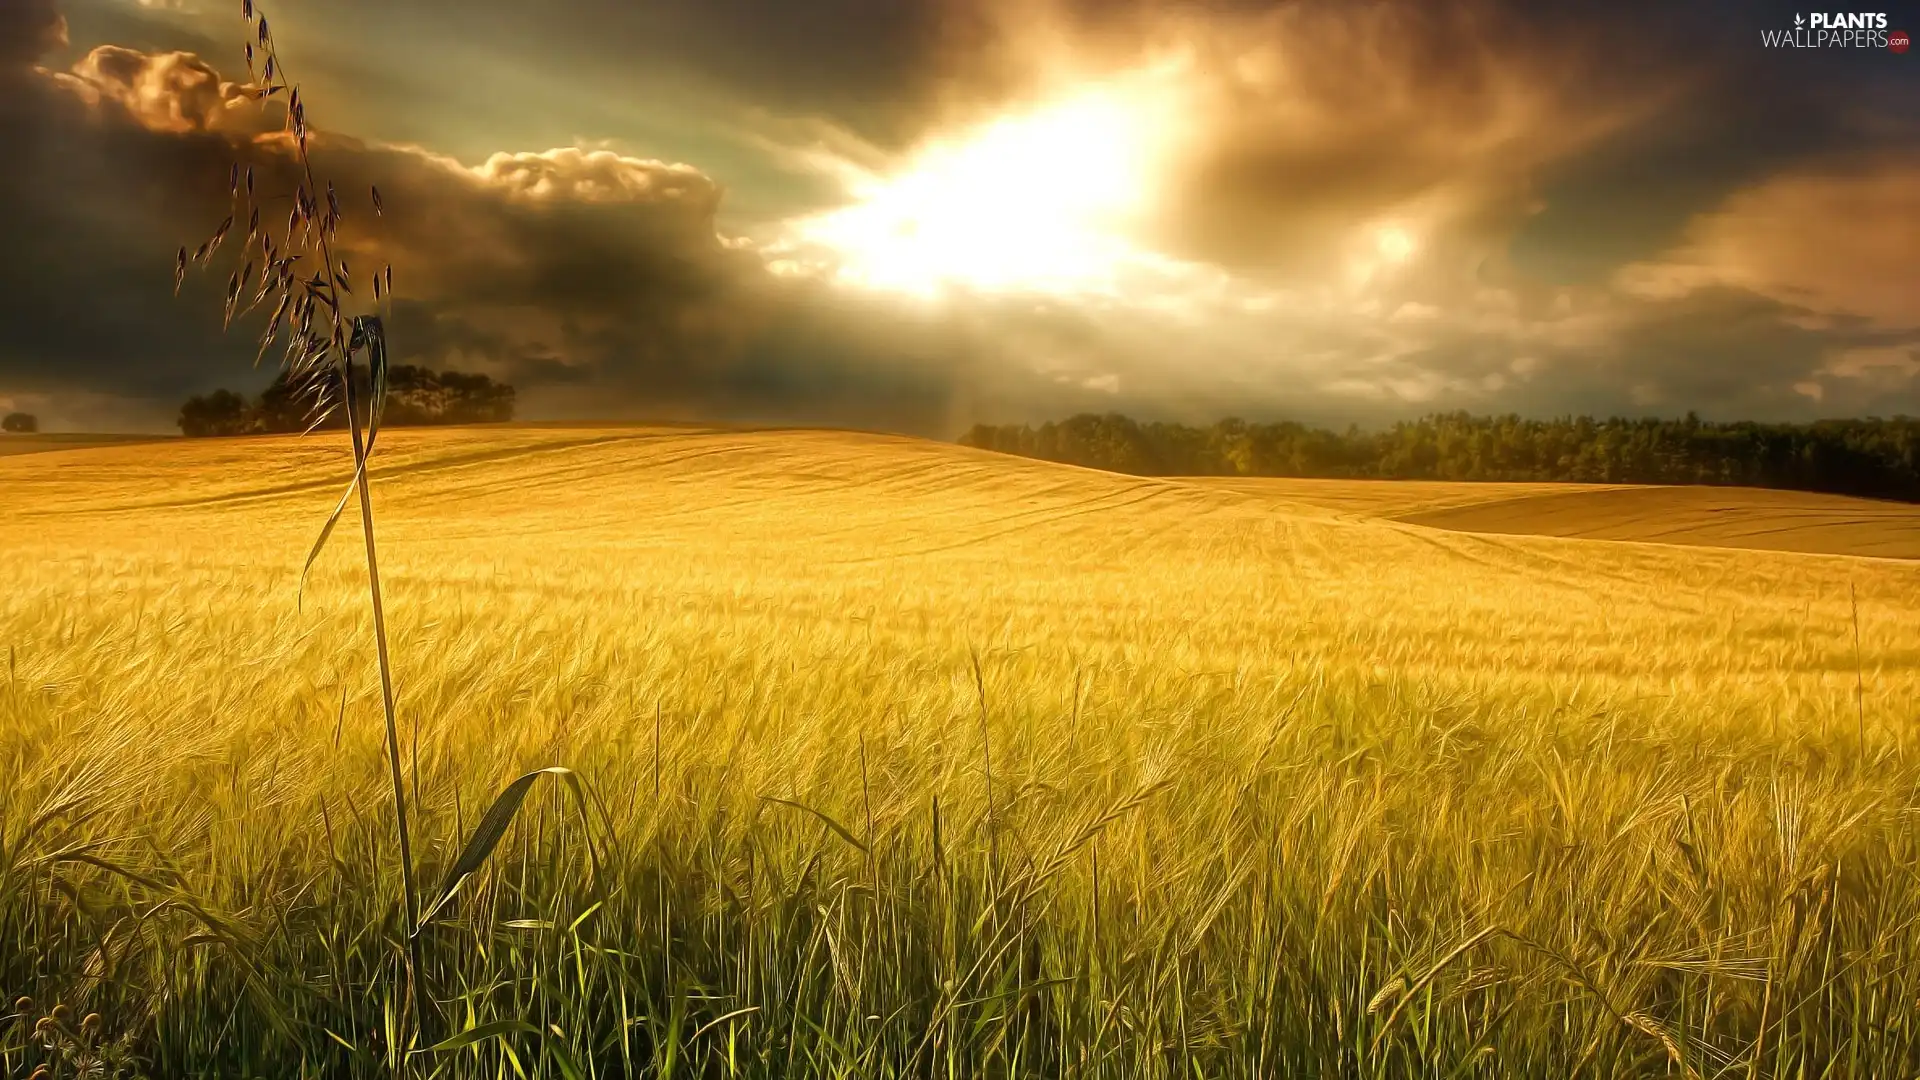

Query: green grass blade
[[419, 1019, 538, 1053], [421, 767, 578, 929]]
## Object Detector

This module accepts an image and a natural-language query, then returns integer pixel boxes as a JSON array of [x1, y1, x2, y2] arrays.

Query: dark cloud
[[1519, 288, 1920, 421], [0, 0, 66, 65], [0, 11, 1081, 434]]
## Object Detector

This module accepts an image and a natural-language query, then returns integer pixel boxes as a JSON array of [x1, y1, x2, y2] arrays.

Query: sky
[[1, 0, 1916, 434]]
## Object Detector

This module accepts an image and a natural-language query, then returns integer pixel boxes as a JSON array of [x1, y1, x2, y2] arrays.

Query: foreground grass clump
[[4, 427, 1920, 1078]]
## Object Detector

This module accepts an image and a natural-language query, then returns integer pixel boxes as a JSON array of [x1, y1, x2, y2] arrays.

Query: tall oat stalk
[[176, 0, 431, 1041], [178, 6, 598, 1055], [165, 3, 623, 1061]]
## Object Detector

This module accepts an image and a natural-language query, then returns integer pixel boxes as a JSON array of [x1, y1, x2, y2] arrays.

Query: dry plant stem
[[344, 382, 430, 1041], [266, 11, 430, 1038]]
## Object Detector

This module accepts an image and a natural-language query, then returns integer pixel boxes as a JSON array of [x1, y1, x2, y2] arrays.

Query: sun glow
[[791, 83, 1178, 298], [1375, 226, 1417, 264]]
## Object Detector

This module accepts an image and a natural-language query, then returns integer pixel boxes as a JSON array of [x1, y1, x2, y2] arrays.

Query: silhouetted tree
[[177, 390, 253, 437], [1, 412, 37, 433], [178, 367, 515, 437]]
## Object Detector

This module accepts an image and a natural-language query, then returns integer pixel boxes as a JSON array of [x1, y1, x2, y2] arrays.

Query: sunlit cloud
[[1614, 158, 1920, 330]]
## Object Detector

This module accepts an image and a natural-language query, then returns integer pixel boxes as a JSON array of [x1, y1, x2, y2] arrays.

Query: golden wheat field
[[5, 425, 1920, 1078]]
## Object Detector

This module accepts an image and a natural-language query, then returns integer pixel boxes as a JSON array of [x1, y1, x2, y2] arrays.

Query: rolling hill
[[1186, 475, 1920, 559], [1395, 483, 1920, 559]]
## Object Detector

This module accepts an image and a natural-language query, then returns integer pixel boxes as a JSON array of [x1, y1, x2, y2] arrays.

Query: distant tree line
[[180, 366, 515, 437], [960, 412, 1920, 501]]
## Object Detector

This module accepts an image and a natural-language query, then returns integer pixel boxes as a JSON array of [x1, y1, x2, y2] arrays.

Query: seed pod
[[208, 215, 233, 256], [243, 0, 252, 18], [264, 55, 274, 82], [258, 17, 269, 42], [257, 292, 291, 365], [265, 287, 292, 329], [80, 1013, 101, 1037], [229, 163, 239, 196], [174, 246, 189, 294], [327, 182, 341, 221], [50, 1004, 70, 1022], [370, 185, 383, 216]]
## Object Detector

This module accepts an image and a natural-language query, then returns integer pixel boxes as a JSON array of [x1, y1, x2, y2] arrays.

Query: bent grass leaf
[[419, 1018, 538, 1054], [688, 1006, 760, 1044], [547, 1039, 588, 1080], [760, 795, 868, 854], [297, 461, 358, 609], [354, 316, 389, 447], [296, 335, 394, 609], [418, 766, 594, 931]]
